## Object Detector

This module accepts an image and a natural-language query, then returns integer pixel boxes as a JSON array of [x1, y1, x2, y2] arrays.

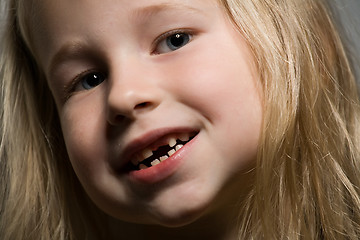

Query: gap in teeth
[[146, 143, 184, 169], [134, 132, 196, 169]]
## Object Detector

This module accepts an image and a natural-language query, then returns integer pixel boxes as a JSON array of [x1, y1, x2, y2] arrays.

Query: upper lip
[[116, 127, 199, 171]]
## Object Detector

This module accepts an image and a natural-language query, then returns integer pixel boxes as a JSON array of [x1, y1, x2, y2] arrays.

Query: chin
[[151, 205, 208, 228], [144, 187, 217, 228]]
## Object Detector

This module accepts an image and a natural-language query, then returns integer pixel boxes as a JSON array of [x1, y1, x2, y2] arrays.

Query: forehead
[[28, 0, 219, 66], [30, 0, 217, 36]]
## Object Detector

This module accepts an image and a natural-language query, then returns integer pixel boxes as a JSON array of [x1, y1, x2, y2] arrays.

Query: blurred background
[[334, 0, 360, 79]]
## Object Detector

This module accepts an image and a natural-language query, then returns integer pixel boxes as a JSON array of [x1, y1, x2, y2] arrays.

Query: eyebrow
[[48, 3, 205, 76], [48, 41, 90, 77], [130, 3, 206, 24]]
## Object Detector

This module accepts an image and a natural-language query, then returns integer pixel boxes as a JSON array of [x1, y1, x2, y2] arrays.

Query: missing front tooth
[[138, 137, 194, 169], [127, 133, 197, 171]]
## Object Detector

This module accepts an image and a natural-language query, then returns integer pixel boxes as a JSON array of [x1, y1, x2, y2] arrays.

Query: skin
[[30, 0, 263, 238]]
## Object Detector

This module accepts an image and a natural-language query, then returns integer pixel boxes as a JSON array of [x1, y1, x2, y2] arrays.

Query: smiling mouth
[[128, 132, 197, 171]]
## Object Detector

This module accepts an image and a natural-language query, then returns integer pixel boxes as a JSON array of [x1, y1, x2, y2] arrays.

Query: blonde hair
[[221, 0, 360, 238], [1, 0, 360, 239], [0, 0, 106, 239]]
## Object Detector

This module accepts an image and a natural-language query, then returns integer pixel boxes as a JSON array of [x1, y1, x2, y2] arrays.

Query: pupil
[[87, 74, 101, 86], [82, 73, 104, 89], [169, 33, 186, 48]]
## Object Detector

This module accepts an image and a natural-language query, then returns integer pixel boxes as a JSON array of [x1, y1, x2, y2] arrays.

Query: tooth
[[131, 153, 142, 165], [175, 144, 183, 151], [179, 133, 189, 142], [151, 159, 161, 166], [139, 164, 148, 170], [142, 149, 153, 159], [160, 155, 168, 162], [169, 138, 177, 147], [168, 149, 176, 156]]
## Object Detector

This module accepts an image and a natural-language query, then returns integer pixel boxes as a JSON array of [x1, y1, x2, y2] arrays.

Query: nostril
[[114, 115, 126, 122], [134, 101, 151, 110], [111, 101, 153, 124]]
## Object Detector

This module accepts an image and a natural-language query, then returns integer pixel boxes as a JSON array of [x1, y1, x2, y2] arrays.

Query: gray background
[[334, 0, 360, 79]]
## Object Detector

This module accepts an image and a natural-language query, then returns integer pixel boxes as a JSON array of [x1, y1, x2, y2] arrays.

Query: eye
[[154, 31, 192, 54], [79, 72, 106, 90], [62, 71, 106, 102]]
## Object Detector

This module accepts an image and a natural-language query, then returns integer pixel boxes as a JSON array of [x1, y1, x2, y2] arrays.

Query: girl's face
[[32, 0, 262, 226]]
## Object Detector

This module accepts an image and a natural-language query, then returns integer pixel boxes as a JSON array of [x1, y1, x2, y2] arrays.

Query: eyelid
[[151, 28, 194, 54]]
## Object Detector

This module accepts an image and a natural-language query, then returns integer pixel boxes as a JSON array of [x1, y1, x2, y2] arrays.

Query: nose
[[106, 59, 161, 124]]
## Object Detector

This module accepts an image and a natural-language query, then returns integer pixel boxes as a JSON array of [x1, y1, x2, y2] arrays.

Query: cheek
[[165, 37, 262, 167], [59, 99, 108, 178], [166, 37, 262, 123]]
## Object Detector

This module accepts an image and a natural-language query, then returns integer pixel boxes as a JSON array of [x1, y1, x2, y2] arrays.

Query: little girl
[[1, 0, 360, 239]]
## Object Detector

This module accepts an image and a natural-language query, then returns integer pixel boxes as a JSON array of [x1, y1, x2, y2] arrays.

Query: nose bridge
[[106, 54, 160, 123]]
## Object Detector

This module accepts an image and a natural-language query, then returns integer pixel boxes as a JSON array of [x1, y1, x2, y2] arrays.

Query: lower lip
[[128, 134, 198, 184]]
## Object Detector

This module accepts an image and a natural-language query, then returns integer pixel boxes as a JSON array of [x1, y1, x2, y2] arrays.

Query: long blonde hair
[[0, 0, 106, 239], [1, 0, 360, 239], [221, 0, 360, 238]]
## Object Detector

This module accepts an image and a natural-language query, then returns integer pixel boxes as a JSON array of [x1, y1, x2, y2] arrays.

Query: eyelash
[[63, 29, 194, 102], [152, 29, 194, 54], [63, 69, 106, 102]]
